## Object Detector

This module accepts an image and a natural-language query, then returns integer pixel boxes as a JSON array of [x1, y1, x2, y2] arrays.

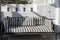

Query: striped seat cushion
[[6, 26, 54, 33]]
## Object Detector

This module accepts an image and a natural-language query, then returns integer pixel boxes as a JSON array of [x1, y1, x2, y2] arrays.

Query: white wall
[[1, 4, 38, 17], [1, 4, 37, 12], [37, 5, 55, 18], [1, 4, 56, 18]]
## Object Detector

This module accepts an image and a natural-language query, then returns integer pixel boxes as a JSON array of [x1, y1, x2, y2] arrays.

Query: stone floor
[[56, 34, 60, 40], [2, 34, 55, 40]]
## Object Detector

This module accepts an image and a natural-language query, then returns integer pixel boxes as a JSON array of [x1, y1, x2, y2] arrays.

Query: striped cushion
[[7, 17, 43, 26], [6, 26, 54, 33]]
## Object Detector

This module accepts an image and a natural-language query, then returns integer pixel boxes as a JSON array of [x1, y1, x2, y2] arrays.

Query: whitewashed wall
[[37, 5, 55, 18], [1, 4, 38, 17], [1, 0, 56, 18], [1, 4, 55, 18]]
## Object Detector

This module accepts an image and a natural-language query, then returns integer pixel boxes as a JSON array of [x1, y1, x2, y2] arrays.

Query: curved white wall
[[1, 4, 38, 17], [1, 4, 55, 18], [1, 4, 37, 12]]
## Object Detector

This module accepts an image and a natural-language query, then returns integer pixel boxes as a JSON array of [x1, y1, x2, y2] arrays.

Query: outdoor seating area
[[4, 16, 55, 34], [0, 0, 59, 40]]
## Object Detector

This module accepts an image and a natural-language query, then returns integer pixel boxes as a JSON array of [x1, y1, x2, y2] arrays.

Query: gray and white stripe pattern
[[6, 26, 54, 33], [5, 17, 54, 33]]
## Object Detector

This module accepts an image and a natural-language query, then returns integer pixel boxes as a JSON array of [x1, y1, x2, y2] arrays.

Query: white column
[[55, 8, 59, 25], [55, 0, 59, 25]]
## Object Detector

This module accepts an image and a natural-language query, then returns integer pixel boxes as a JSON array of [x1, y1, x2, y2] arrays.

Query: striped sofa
[[4, 16, 54, 34]]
